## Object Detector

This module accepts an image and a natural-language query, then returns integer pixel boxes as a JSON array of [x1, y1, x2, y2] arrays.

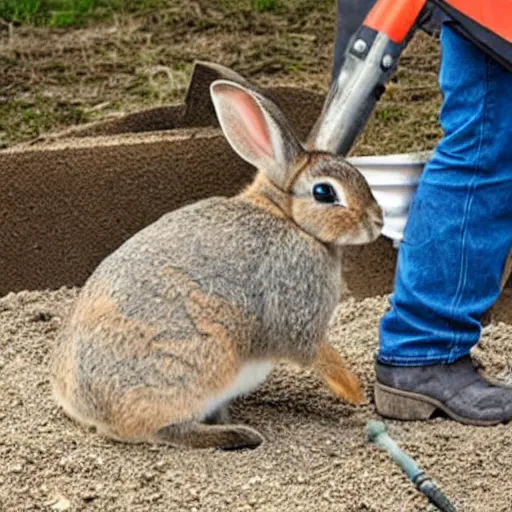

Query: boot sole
[[374, 381, 503, 426]]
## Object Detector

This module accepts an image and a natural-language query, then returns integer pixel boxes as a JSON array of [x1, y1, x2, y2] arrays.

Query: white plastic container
[[347, 151, 431, 244]]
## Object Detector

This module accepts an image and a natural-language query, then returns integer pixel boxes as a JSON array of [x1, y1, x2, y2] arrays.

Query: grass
[[0, 0, 332, 27], [0, 97, 92, 149], [0, 0, 442, 152], [251, 0, 278, 11], [0, 0, 161, 27], [375, 107, 405, 123]]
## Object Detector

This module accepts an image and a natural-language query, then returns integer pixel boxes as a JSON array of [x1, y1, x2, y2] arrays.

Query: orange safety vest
[[364, 0, 512, 71], [443, 0, 512, 43]]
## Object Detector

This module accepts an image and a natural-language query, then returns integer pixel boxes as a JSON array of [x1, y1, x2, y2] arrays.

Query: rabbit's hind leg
[[153, 421, 264, 450]]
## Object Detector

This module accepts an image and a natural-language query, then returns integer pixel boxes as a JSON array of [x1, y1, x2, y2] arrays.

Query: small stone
[[149, 492, 162, 502], [141, 471, 154, 481], [154, 460, 166, 471], [10, 464, 22, 474], [51, 498, 71, 511], [30, 311, 53, 322], [81, 492, 97, 503]]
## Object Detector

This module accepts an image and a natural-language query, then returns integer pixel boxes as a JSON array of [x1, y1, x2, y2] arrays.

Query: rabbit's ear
[[210, 79, 304, 188]]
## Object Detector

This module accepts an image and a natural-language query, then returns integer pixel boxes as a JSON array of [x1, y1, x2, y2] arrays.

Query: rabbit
[[50, 64, 384, 451]]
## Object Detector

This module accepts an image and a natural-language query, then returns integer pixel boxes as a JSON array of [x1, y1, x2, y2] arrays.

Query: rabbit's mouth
[[372, 215, 385, 233], [335, 208, 383, 246], [370, 219, 384, 240], [367, 211, 384, 242]]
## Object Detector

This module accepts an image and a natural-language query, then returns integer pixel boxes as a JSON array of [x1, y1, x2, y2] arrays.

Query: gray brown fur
[[50, 62, 383, 450]]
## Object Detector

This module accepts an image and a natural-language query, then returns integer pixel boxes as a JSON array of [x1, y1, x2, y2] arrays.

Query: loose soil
[[0, 288, 511, 512]]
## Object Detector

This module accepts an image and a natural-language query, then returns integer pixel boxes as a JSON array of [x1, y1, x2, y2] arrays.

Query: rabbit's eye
[[313, 183, 338, 204]]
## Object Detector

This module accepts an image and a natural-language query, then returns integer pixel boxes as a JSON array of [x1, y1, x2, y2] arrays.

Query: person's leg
[[375, 23, 512, 424]]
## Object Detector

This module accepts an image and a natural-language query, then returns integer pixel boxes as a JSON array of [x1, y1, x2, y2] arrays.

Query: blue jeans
[[378, 23, 512, 366]]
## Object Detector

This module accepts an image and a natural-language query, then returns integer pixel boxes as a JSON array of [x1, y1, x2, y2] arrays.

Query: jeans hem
[[376, 348, 471, 367]]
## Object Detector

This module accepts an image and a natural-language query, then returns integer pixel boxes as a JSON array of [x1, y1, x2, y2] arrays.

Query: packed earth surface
[[1, 1, 512, 511]]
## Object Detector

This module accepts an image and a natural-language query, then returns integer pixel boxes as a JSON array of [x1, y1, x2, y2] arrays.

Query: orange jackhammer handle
[[363, 0, 427, 44]]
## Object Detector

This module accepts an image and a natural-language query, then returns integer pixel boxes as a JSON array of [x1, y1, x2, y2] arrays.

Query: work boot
[[374, 356, 512, 426]]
